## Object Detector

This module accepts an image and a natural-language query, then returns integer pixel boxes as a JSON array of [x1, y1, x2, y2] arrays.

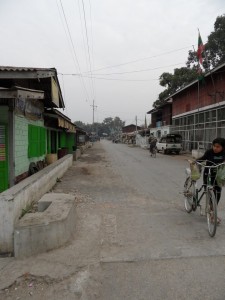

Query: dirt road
[[1, 140, 225, 299]]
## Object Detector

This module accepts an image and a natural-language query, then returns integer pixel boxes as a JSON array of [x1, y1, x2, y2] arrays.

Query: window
[[28, 125, 46, 158], [174, 118, 179, 126], [218, 107, 225, 121], [160, 138, 166, 143], [187, 115, 194, 124]]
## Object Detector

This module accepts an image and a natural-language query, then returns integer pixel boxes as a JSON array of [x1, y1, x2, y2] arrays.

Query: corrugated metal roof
[[0, 66, 56, 72], [163, 61, 225, 101], [0, 66, 64, 108], [147, 61, 225, 113]]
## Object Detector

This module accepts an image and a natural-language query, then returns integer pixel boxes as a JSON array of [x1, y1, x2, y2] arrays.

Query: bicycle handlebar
[[193, 160, 225, 169]]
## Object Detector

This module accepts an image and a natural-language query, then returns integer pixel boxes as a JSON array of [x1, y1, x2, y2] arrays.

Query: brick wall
[[162, 104, 172, 125], [173, 69, 225, 116], [122, 125, 141, 133], [15, 115, 45, 177]]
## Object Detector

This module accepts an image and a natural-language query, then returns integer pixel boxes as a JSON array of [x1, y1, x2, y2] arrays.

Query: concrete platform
[[14, 193, 76, 258], [0, 154, 73, 254]]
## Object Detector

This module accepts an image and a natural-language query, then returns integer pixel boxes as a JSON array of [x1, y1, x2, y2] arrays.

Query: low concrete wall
[[73, 149, 81, 161], [14, 193, 76, 258], [74, 142, 92, 160], [0, 154, 73, 254]]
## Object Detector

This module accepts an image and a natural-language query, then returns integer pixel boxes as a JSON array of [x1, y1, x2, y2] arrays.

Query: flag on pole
[[197, 66, 205, 84], [197, 31, 204, 65]]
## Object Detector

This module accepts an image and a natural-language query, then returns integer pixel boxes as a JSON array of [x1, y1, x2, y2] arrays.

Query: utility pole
[[90, 100, 97, 132]]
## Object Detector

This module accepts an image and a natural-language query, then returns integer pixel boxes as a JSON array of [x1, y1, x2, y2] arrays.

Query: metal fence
[[170, 105, 225, 151]]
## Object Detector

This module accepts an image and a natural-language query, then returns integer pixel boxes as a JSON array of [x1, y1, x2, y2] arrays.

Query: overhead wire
[[84, 45, 192, 73], [90, 62, 185, 76], [58, 0, 91, 103], [59, 60, 186, 81], [77, 0, 90, 82], [88, 0, 96, 100], [58, 73, 158, 81], [81, 0, 96, 101]]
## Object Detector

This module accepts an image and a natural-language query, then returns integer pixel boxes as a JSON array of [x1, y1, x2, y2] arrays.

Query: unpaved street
[[1, 140, 225, 299]]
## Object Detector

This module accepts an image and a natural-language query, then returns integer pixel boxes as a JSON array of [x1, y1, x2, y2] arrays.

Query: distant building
[[147, 100, 172, 138], [122, 124, 142, 133]]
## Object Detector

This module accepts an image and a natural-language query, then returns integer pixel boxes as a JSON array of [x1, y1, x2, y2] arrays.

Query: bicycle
[[150, 146, 157, 158], [183, 160, 225, 237]]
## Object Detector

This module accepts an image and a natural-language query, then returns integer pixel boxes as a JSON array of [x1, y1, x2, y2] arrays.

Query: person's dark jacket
[[197, 149, 225, 176]]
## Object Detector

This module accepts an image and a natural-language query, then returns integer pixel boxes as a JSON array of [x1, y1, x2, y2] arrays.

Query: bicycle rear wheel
[[152, 148, 156, 158], [183, 177, 195, 213], [206, 189, 217, 237]]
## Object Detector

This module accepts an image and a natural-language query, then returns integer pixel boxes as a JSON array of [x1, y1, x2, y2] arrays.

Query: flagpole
[[198, 28, 216, 95], [193, 43, 198, 150], [197, 29, 217, 148]]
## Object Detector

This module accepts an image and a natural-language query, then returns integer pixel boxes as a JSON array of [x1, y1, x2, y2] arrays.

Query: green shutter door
[[0, 125, 8, 192]]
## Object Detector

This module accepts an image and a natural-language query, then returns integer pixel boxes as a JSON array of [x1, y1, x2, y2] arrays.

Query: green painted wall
[[15, 115, 45, 177], [0, 107, 9, 191], [59, 131, 67, 148], [67, 133, 75, 153]]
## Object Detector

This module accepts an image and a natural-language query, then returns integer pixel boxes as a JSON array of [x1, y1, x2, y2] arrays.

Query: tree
[[153, 67, 198, 108], [153, 14, 225, 109], [187, 14, 225, 69], [74, 120, 86, 129], [74, 116, 125, 137], [74, 121, 93, 133]]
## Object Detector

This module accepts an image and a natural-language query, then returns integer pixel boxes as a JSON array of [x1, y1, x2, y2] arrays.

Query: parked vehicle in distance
[[156, 134, 182, 155]]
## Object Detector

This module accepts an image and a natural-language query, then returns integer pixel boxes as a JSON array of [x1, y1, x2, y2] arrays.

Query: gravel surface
[[1, 140, 225, 300]]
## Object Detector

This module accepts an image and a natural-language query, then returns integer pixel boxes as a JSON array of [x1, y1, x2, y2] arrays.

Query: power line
[[58, 0, 91, 103], [83, 76, 158, 82], [88, 0, 96, 99], [58, 73, 158, 81], [84, 45, 192, 73], [81, 0, 95, 101], [58, 60, 187, 81], [77, 0, 90, 81], [90, 62, 184, 76], [59, 60, 186, 80]]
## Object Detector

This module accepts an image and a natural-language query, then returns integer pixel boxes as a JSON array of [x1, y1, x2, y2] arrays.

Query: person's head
[[212, 137, 225, 153]]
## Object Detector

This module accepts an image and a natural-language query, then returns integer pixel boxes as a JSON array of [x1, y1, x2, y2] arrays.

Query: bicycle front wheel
[[183, 177, 195, 213], [206, 189, 217, 237]]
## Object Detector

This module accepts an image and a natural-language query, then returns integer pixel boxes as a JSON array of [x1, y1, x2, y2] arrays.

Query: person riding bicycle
[[149, 138, 157, 156], [196, 137, 225, 223]]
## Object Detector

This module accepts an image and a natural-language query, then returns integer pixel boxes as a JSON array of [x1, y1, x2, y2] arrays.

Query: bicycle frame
[[184, 160, 225, 237], [187, 162, 217, 212]]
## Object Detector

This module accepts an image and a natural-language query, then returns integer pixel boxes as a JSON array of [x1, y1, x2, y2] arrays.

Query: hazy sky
[[0, 0, 224, 125]]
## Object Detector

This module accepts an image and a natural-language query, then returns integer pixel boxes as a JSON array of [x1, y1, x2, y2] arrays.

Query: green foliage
[[153, 68, 198, 108], [153, 15, 225, 108], [187, 14, 225, 70], [74, 116, 125, 137], [206, 15, 225, 67], [153, 14, 225, 109]]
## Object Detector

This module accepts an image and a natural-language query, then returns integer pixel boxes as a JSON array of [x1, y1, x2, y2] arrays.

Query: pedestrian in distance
[[149, 138, 157, 156]]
